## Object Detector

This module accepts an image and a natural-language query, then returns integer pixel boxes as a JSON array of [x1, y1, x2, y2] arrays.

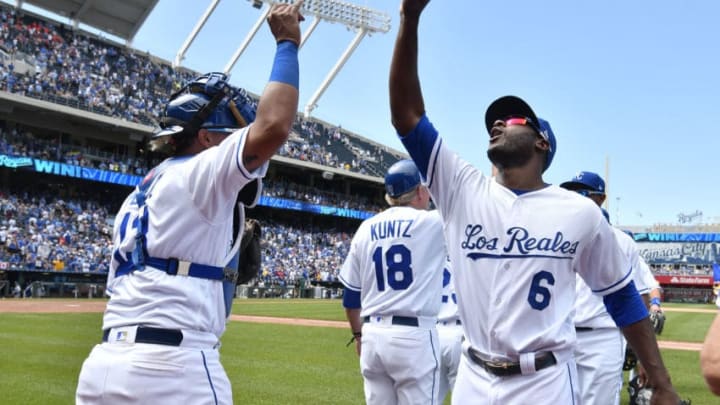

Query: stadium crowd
[[255, 221, 351, 289], [0, 120, 385, 213], [0, 189, 112, 273], [0, 3, 397, 177], [0, 188, 354, 286], [0, 184, 712, 287]]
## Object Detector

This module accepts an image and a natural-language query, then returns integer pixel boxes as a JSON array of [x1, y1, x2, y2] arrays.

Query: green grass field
[[0, 299, 715, 404]]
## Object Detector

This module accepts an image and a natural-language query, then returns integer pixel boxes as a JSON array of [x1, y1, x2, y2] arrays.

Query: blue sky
[[18, 0, 720, 227]]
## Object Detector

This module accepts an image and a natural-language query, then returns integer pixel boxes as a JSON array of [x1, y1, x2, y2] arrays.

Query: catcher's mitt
[[623, 346, 638, 371], [237, 219, 261, 285], [650, 310, 666, 335]]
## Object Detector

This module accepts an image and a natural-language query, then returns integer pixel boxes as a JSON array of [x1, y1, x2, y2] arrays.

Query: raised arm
[[702, 312, 720, 396], [244, 0, 304, 171], [389, 0, 430, 135]]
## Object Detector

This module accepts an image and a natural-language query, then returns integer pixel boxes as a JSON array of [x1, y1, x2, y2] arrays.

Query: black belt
[[438, 319, 462, 326], [102, 326, 184, 346], [575, 327, 594, 332], [363, 315, 419, 327], [467, 349, 557, 377]]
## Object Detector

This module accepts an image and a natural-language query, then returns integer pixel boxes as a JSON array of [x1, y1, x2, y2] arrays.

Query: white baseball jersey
[[340, 206, 445, 318], [418, 138, 632, 362], [575, 227, 654, 328], [437, 260, 463, 405], [103, 126, 267, 338], [340, 206, 445, 405], [438, 259, 460, 323]]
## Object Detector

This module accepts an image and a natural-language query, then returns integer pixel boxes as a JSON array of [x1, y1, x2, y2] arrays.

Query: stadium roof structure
[[17, 0, 159, 42]]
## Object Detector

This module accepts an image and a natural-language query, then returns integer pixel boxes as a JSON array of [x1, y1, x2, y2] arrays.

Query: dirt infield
[[0, 299, 708, 352]]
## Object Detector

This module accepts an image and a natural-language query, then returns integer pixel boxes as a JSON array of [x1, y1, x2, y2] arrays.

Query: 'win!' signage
[[0, 154, 143, 187]]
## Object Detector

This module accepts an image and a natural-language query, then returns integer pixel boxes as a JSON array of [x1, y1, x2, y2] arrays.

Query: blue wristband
[[269, 40, 299, 89], [651, 297, 661, 306]]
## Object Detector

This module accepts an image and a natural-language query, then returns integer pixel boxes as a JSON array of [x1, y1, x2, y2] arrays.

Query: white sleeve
[[183, 126, 268, 220], [575, 215, 632, 296], [339, 223, 365, 292], [635, 256, 659, 292], [426, 140, 485, 222]]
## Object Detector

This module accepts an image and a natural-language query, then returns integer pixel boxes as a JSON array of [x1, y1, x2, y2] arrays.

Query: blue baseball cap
[[384, 159, 422, 198], [485, 95, 557, 172], [560, 171, 606, 193]]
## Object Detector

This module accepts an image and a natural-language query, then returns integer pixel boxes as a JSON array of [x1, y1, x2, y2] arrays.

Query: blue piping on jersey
[[566, 363, 576, 405], [429, 328, 438, 405], [234, 134, 253, 180], [591, 265, 632, 294], [510, 184, 552, 196], [339, 274, 361, 291], [467, 253, 573, 260], [201, 351, 219, 405], [427, 138, 442, 191]]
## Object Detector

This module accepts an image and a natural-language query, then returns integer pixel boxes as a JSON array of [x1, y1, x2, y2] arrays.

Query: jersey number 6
[[527, 270, 555, 310], [372, 244, 414, 291]]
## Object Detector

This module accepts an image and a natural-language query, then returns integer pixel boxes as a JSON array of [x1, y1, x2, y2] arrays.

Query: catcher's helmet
[[385, 159, 422, 198], [155, 72, 256, 138]]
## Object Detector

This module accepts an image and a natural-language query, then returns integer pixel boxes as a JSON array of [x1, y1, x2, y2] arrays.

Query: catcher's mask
[[154, 72, 256, 139]]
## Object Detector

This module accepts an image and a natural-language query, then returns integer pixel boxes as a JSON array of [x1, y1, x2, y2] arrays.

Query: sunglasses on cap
[[503, 116, 548, 142], [575, 189, 605, 197]]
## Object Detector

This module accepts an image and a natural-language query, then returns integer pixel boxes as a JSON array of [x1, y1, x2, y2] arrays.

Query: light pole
[[173, 0, 391, 117], [615, 197, 621, 226]]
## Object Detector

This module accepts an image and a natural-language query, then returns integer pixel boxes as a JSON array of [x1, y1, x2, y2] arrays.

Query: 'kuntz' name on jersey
[[370, 219, 414, 241], [462, 224, 579, 255]]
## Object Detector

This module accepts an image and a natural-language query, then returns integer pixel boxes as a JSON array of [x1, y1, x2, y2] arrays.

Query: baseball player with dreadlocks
[[75, 2, 304, 403], [340, 159, 445, 405], [389, 1, 680, 403]]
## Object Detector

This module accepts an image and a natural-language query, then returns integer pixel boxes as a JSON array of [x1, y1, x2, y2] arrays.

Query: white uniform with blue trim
[[574, 226, 653, 405], [340, 206, 445, 405], [436, 259, 463, 405], [402, 118, 632, 404], [76, 127, 266, 405]]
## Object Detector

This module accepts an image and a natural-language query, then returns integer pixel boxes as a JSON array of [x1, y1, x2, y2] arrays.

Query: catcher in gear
[[75, 2, 304, 403]]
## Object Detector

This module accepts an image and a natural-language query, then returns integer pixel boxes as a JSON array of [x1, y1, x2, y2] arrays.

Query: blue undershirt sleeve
[[603, 280, 649, 327], [343, 287, 361, 309], [398, 114, 438, 178]]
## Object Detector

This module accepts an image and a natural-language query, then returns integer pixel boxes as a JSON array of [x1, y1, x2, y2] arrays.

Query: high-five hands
[[267, 0, 305, 45]]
